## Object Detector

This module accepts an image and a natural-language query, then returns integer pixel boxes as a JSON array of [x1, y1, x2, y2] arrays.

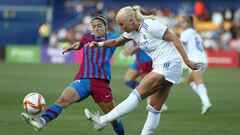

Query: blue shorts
[[69, 78, 113, 103], [129, 61, 139, 71]]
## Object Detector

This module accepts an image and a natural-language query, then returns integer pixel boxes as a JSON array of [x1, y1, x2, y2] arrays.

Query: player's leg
[[191, 70, 211, 114], [21, 86, 80, 130], [139, 61, 168, 112], [41, 86, 80, 123], [141, 80, 172, 135], [85, 61, 182, 131], [187, 73, 197, 91], [42, 79, 91, 123], [98, 101, 125, 135], [124, 61, 140, 89], [22, 79, 90, 130], [88, 79, 125, 133], [88, 72, 165, 125]]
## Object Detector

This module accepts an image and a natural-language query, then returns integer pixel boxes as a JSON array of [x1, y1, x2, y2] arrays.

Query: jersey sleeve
[[147, 20, 168, 39], [122, 32, 134, 39], [79, 33, 88, 46], [180, 31, 188, 43]]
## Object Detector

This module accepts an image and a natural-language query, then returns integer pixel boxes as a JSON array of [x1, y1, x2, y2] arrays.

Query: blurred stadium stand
[[0, 0, 240, 67]]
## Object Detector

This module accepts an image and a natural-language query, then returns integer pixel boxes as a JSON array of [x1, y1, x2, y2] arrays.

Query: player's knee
[[187, 79, 192, 85], [55, 97, 71, 107], [125, 81, 131, 87]]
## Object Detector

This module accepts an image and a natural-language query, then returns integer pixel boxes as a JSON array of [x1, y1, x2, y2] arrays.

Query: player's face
[[117, 17, 135, 33], [179, 17, 188, 30], [91, 19, 106, 37]]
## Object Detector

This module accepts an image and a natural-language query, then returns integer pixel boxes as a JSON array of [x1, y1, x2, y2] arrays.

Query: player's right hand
[[62, 42, 80, 54], [62, 46, 70, 54], [186, 61, 202, 70]]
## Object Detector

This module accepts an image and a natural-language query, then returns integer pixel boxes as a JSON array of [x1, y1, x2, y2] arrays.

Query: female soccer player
[[179, 15, 212, 115], [84, 6, 201, 135], [124, 42, 168, 112], [21, 15, 125, 135]]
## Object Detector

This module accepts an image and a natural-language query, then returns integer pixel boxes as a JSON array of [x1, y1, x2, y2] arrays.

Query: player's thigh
[[191, 71, 203, 85], [149, 81, 172, 110], [136, 72, 165, 99], [57, 79, 91, 106], [90, 79, 113, 103]]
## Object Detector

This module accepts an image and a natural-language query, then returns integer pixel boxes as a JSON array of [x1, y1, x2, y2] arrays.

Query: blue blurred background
[[0, 0, 240, 67]]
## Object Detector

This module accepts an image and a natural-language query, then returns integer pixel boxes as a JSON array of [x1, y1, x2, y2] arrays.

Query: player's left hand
[[89, 41, 99, 48]]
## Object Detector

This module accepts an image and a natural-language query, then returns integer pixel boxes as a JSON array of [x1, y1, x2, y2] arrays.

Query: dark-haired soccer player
[[21, 15, 125, 135]]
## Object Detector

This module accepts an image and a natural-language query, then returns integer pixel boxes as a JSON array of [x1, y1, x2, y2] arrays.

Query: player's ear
[[129, 18, 133, 24]]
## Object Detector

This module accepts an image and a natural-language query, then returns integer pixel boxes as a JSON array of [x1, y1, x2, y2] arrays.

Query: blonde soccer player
[[84, 6, 201, 135]]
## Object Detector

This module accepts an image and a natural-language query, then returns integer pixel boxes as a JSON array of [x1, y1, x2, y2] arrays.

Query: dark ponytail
[[184, 15, 194, 28]]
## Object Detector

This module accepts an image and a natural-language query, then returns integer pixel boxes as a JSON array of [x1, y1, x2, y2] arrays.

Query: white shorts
[[152, 61, 183, 84]]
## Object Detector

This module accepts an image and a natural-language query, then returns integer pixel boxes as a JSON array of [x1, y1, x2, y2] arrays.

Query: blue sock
[[41, 104, 63, 123], [125, 81, 139, 89], [111, 119, 125, 135]]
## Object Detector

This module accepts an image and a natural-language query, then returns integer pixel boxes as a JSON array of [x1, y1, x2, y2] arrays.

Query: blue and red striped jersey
[[74, 32, 117, 81]]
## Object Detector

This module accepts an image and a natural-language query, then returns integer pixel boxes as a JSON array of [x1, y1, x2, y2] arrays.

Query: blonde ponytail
[[132, 6, 157, 21], [116, 6, 157, 21]]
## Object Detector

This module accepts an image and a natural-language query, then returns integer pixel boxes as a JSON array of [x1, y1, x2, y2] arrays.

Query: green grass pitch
[[0, 62, 240, 135]]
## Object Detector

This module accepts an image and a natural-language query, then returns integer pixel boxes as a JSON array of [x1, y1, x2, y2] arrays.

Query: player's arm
[[163, 30, 201, 70], [89, 36, 131, 48], [125, 46, 140, 56], [62, 41, 83, 54]]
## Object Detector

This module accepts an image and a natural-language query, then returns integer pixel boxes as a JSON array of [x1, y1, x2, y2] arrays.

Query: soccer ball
[[23, 93, 46, 115]]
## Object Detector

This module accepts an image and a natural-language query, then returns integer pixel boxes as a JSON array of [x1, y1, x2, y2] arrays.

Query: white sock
[[141, 105, 161, 135], [189, 81, 197, 93], [197, 84, 211, 105], [100, 89, 141, 124]]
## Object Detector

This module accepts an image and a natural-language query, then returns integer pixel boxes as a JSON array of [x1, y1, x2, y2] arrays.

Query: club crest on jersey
[[143, 34, 147, 40], [72, 80, 81, 84]]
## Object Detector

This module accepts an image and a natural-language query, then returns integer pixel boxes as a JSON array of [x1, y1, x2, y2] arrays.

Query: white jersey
[[180, 28, 208, 64], [122, 19, 182, 68]]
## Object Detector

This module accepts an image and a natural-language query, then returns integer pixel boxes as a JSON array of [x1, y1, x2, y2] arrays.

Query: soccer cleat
[[84, 109, 107, 131], [201, 103, 212, 115], [21, 112, 45, 131]]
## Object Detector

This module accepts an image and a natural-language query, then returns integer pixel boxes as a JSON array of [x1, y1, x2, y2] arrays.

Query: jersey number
[[195, 37, 204, 52]]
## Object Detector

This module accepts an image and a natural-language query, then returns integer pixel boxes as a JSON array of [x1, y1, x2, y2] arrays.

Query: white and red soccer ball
[[23, 93, 46, 115]]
